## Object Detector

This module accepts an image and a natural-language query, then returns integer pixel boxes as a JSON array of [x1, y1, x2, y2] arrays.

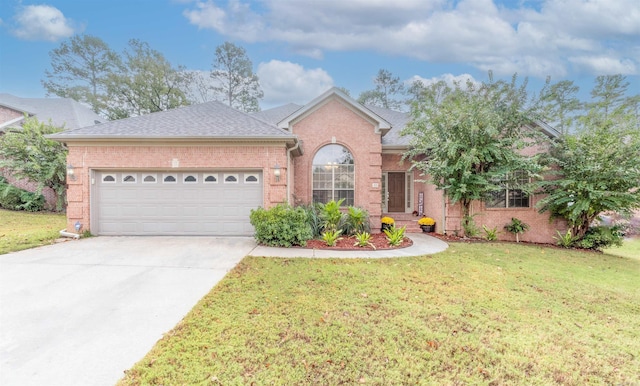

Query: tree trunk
[[461, 200, 471, 237]]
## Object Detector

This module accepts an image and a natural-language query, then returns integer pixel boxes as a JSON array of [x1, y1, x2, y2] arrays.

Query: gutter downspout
[[286, 140, 301, 204], [442, 190, 447, 235]]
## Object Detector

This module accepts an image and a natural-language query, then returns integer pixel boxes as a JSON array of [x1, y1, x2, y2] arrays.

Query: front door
[[387, 172, 405, 212]]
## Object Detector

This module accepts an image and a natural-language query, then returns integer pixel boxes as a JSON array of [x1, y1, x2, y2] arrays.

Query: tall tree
[[540, 79, 582, 135], [537, 74, 640, 239], [357, 69, 405, 110], [0, 117, 67, 211], [583, 74, 629, 124], [106, 40, 190, 119], [210, 42, 263, 112], [402, 73, 545, 236], [183, 70, 218, 104], [42, 34, 120, 116]]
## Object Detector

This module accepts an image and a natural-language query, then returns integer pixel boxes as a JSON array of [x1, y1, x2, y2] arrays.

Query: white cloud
[[569, 56, 637, 75], [182, 0, 640, 78], [257, 60, 333, 107], [12, 5, 77, 41]]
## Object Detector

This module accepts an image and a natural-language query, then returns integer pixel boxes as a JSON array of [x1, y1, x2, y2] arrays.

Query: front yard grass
[[605, 237, 640, 260], [120, 242, 639, 385], [0, 209, 66, 254]]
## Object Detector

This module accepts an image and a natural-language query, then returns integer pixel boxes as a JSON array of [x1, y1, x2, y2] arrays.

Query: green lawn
[[119, 242, 640, 385], [605, 237, 640, 260], [0, 209, 66, 254]]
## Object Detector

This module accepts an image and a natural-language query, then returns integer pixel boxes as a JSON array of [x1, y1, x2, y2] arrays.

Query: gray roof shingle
[[363, 105, 411, 147], [0, 93, 103, 130], [251, 103, 302, 125], [50, 100, 296, 141]]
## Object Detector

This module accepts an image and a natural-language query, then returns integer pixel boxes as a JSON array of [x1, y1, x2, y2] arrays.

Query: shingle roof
[[363, 105, 411, 147], [251, 103, 302, 125], [50, 100, 297, 141], [0, 93, 103, 130]]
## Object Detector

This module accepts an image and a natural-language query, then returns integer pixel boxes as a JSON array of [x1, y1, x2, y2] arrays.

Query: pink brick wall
[[65, 143, 288, 233], [290, 98, 383, 221], [0, 169, 58, 209], [0, 106, 23, 124]]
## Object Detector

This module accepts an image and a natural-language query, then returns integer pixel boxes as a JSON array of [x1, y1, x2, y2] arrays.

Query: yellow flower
[[418, 217, 435, 226], [381, 216, 395, 225]]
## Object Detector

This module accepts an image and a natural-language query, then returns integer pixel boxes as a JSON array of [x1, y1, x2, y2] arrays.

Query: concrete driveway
[[0, 236, 256, 386]]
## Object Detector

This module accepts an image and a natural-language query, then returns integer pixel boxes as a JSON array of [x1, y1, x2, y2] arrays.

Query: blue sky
[[0, 0, 638, 110]]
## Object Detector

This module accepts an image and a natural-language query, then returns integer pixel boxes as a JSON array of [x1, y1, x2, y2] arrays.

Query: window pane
[[508, 189, 530, 208], [312, 145, 354, 205], [486, 190, 506, 208]]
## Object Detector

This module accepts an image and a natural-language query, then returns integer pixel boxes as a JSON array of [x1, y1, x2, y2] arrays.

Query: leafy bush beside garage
[[0, 176, 45, 212], [250, 204, 313, 247]]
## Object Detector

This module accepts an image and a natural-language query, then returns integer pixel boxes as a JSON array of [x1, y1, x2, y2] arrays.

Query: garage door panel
[[95, 171, 262, 236]]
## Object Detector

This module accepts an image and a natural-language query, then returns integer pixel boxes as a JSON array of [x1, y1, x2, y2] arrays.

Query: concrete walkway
[[249, 233, 448, 258]]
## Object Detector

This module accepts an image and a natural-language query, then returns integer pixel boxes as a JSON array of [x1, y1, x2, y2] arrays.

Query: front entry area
[[387, 172, 405, 212], [382, 171, 413, 213], [92, 170, 263, 236]]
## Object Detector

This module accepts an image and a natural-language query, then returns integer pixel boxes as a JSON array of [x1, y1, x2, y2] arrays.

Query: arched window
[[312, 144, 354, 206]]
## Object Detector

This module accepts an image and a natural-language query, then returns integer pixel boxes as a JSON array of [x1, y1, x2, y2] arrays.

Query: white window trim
[[244, 173, 259, 184], [163, 174, 178, 184], [203, 174, 218, 184], [102, 174, 116, 183], [122, 174, 137, 183], [224, 174, 239, 184], [142, 174, 157, 183], [183, 174, 198, 183]]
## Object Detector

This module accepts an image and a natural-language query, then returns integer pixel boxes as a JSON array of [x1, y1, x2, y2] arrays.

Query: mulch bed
[[302, 232, 413, 250]]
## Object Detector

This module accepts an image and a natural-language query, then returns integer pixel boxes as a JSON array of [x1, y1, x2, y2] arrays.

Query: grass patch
[[0, 209, 66, 254], [120, 243, 640, 385], [605, 237, 640, 260]]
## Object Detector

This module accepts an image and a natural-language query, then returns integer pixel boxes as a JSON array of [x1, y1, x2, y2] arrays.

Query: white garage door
[[93, 171, 262, 236]]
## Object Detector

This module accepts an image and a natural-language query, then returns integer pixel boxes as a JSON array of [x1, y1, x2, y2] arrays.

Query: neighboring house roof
[[49, 100, 297, 144], [0, 93, 103, 131]]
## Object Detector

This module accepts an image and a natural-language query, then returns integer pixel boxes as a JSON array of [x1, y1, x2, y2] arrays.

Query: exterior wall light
[[274, 163, 281, 182], [67, 164, 76, 181]]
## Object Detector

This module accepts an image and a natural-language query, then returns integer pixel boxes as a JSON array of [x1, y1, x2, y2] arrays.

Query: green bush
[[317, 199, 345, 232], [344, 206, 370, 235], [0, 180, 45, 211], [298, 204, 323, 238], [18, 191, 46, 212], [250, 204, 313, 247], [384, 225, 406, 247], [576, 226, 624, 250]]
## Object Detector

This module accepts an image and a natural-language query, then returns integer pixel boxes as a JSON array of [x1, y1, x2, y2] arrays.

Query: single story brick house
[[50, 87, 566, 242]]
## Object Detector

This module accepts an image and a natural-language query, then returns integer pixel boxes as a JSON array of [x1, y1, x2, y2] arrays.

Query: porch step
[[381, 213, 423, 233]]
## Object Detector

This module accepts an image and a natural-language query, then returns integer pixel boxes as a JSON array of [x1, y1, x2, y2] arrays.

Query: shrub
[[482, 225, 499, 241], [384, 225, 406, 247], [0, 180, 45, 211], [353, 231, 375, 249], [317, 199, 345, 232], [575, 226, 624, 251], [504, 217, 529, 243], [554, 230, 575, 248], [298, 204, 323, 238], [462, 215, 480, 237], [250, 204, 313, 247], [345, 206, 370, 235], [321, 229, 342, 247]]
